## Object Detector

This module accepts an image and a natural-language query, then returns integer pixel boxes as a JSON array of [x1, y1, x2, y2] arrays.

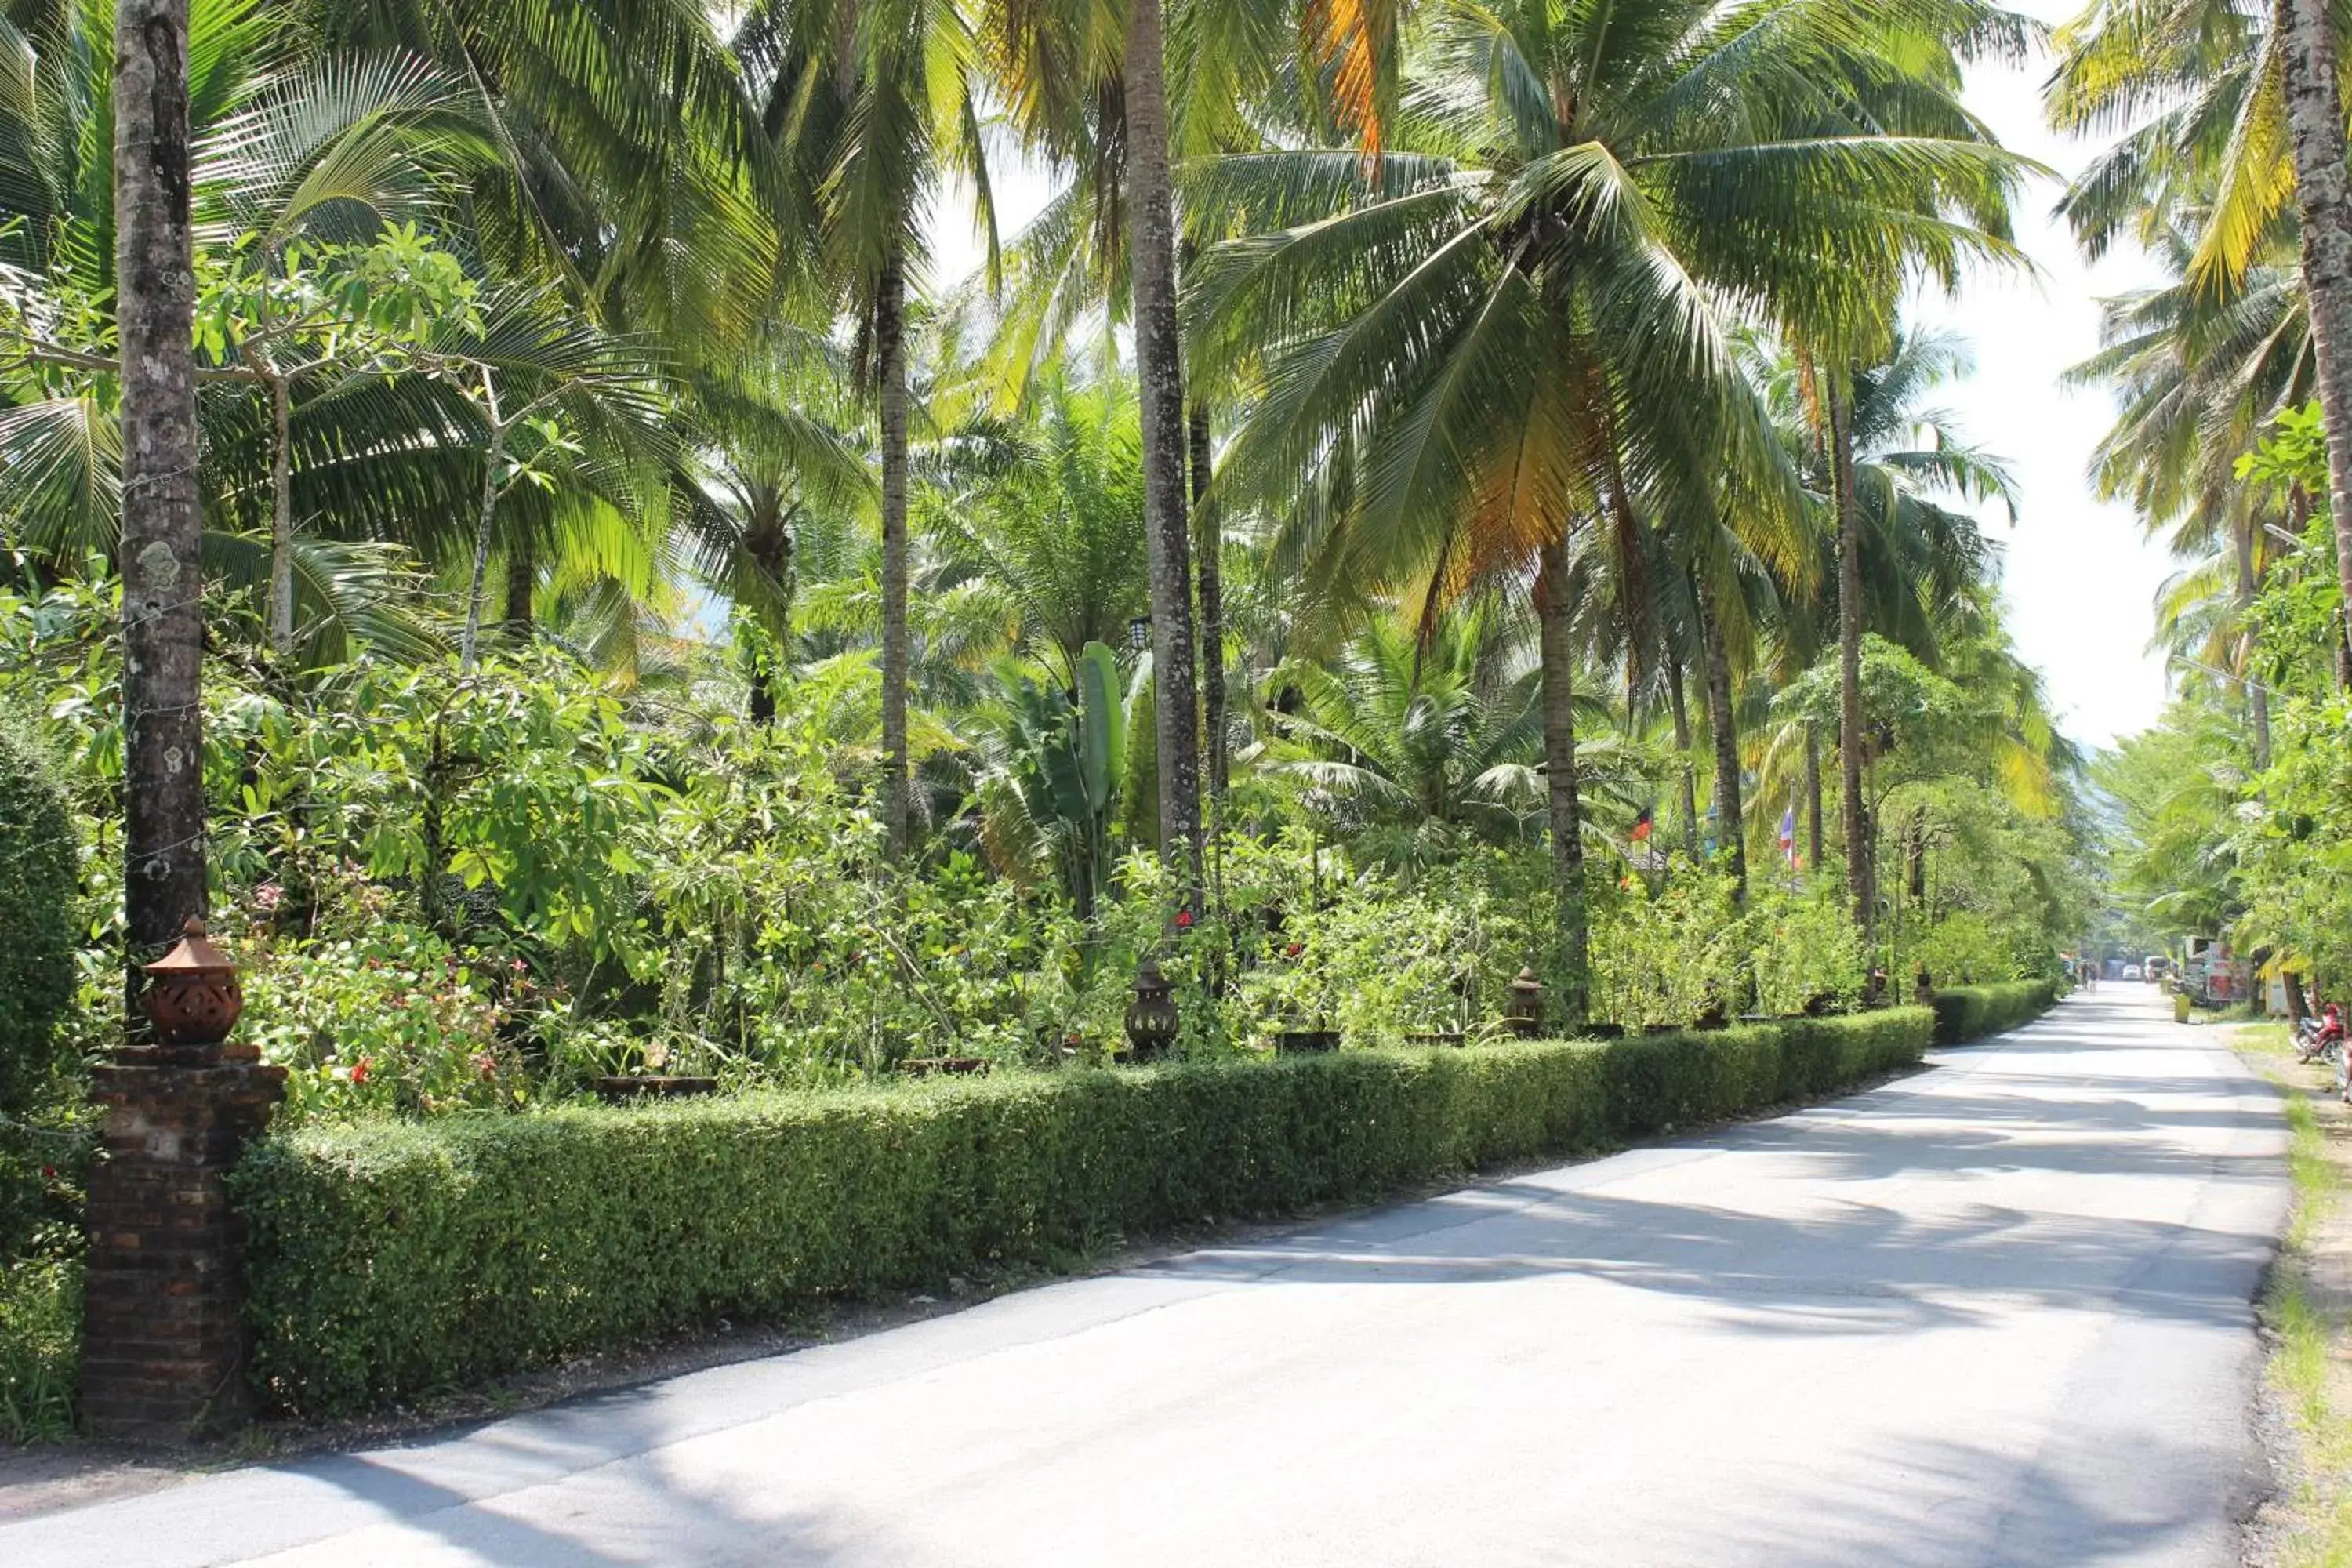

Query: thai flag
[[1779, 802, 1797, 866]]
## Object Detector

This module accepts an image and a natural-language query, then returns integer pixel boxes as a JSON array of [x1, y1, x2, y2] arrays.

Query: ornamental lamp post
[[1127, 615, 1152, 653], [141, 916, 246, 1056], [1124, 956, 1180, 1062], [1504, 966, 1544, 1040]]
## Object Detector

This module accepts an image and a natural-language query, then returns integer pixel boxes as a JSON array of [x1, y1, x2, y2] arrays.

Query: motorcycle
[[2298, 1006, 2352, 1103]]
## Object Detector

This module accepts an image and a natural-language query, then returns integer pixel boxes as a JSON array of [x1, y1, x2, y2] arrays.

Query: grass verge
[[2236, 1023, 2352, 1566]]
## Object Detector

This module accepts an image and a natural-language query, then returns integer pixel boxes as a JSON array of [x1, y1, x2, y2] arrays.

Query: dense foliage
[[0, 0, 2106, 1436], [236, 1009, 1940, 1417]]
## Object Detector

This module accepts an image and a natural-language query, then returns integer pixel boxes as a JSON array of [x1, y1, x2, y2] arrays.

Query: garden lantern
[[1125, 956, 1180, 1061], [1504, 966, 1544, 1039], [143, 916, 244, 1048], [1127, 615, 1152, 652]]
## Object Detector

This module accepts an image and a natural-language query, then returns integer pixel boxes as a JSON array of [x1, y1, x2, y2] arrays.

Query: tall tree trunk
[[877, 246, 912, 858], [504, 531, 534, 641], [459, 379, 506, 673], [1189, 400, 1228, 800], [115, 0, 207, 1006], [2233, 515, 2271, 768], [267, 368, 295, 660], [1695, 585, 1746, 897], [2279, 0, 2352, 690], [1123, 0, 1203, 903], [746, 514, 789, 724], [1830, 379, 1869, 930], [1804, 720, 1824, 873], [1537, 535, 1589, 1028], [1667, 651, 1697, 857]]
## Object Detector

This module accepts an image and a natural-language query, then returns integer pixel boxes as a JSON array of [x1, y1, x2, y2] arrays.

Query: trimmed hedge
[[1929, 978, 2060, 1047], [233, 1008, 1931, 1416]]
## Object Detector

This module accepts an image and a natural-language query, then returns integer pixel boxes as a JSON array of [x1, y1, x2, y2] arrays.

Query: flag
[[1630, 805, 1653, 843], [1779, 802, 1797, 866]]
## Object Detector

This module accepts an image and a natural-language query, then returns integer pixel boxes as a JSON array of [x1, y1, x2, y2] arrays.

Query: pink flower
[[253, 883, 284, 911], [1174, 908, 1195, 930]]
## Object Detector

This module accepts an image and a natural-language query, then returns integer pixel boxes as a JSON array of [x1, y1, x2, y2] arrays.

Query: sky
[[1912, 0, 2180, 750], [930, 1, 2183, 751]]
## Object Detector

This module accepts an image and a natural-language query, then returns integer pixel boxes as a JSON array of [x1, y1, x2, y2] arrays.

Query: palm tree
[[1261, 601, 1544, 857], [113, 0, 207, 985], [2049, 0, 2352, 683], [1195, 0, 2027, 1018]]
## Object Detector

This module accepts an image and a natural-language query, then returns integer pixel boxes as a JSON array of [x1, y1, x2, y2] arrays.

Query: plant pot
[[1276, 1029, 1341, 1054], [593, 1075, 718, 1105], [1407, 1030, 1468, 1048], [1583, 1022, 1626, 1040], [1640, 1023, 1679, 1036]]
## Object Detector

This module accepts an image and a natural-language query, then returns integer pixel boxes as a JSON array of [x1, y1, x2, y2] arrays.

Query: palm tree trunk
[[459, 378, 506, 673], [746, 517, 788, 724], [505, 532, 534, 640], [1695, 586, 1746, 897], [1189, 400, 1228, 800], [1804, 720, 1824, 873], [2233, 516, 2270, 768], [1830, 379, 1869, 930], [1537, 535, 1589, 1029], [114, 0, 207, 1003], [1123, 0, 1203, 903], [1668, 652, 1698, 857], [267, 368, 296, 660], [2278, 0, 2352, 690], [878, 245, 913, 858]]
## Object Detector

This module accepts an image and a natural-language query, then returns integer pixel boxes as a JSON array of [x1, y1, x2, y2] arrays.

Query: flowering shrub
[[241, 913, 536, 1120]]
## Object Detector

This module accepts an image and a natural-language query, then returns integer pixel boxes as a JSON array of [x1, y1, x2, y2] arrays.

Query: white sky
[[1912, 0, 2178, 750], [930, 3, 2183, 750]]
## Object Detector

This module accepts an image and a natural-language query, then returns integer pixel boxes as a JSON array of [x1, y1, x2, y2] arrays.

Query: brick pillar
[[81, 1039, 285, 1443]]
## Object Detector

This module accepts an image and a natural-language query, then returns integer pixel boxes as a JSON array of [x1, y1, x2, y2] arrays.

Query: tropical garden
[[0, 0, 2128, 1438]]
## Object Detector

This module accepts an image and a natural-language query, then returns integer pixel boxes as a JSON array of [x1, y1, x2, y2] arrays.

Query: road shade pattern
[[0, 989, 2285, 1566]]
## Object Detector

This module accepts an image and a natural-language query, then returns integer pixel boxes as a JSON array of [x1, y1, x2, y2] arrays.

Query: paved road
[[2, 989, 2288, 1566]]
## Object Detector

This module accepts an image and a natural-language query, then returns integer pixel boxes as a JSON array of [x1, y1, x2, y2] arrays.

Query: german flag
[[1630, 805, 1654, 843]]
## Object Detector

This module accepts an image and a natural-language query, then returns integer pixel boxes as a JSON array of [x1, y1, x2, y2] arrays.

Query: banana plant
[[978, 641, 1129, 920]]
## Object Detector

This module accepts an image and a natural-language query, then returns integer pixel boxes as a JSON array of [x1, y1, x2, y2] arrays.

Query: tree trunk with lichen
[[1123, 0, 1203, 905], [115, 0, 207, 1011], [878, 246, 912, 858], [1830, 379, 1870, 931], [1189, 400, 1227, 800], [1696, 584, 1747, 898], [1537, 535, 1589, 1029], [2278, 0, 2352, 691]]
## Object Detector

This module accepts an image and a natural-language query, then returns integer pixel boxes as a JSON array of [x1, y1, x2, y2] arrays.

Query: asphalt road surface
[[2, 988, 2287, 1566]]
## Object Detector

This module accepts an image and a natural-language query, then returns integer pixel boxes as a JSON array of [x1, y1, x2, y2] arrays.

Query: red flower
[[1174, 908, 1195, 930], [1285, 942, 1303, 958], [350, 1057, 372, 1086], [40, 1165, 56, 1181]]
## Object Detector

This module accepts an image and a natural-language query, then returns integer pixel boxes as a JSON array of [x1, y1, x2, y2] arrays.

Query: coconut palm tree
[[1193, 0, 2029, 1019], [2049, 0, 2352, 684]]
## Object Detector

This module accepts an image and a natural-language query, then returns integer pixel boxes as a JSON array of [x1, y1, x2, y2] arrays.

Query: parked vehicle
[[2122, 964, 2143, 981]]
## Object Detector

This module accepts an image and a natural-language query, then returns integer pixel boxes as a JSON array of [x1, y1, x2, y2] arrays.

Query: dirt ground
[[2236, 1024, 2352, 1567]]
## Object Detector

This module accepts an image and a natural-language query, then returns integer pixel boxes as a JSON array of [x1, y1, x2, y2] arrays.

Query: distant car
[[2122, 964, 2143, 982]]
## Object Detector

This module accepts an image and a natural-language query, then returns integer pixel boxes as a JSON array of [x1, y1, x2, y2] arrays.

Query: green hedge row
[[233, 1008, 1932, 1416], [1929, 979, 2060, 1047]]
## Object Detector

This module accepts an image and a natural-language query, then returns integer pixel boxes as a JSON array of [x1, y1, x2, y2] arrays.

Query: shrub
[[0, 1254, 80, 1443], [234, 1008, 1932, 1416], [0, 720, 78, 1116], [1929, 979, 2058, 1047]]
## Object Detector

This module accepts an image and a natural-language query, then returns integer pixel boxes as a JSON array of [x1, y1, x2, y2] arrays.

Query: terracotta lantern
[[143, 916, 244, 1047], [1124, 957, 1180, 1062], [1505, 966, 1544, 1039]]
